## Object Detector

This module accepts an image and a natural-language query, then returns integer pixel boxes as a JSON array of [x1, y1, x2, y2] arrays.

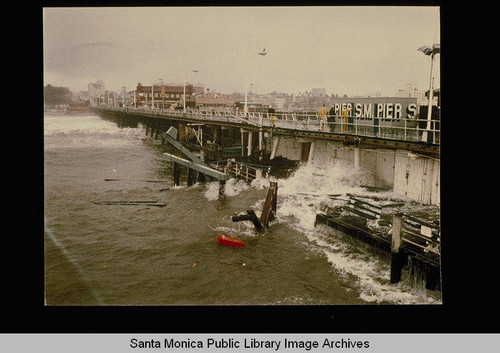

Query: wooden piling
[[187, 167, 196, 187], [173, 162, 181, 186], [150, 119, 155, 137], [218, 179, 226, 200], [154, 118, 160, 139]]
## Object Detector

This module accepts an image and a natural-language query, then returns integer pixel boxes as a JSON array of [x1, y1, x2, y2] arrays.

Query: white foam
[[204, 181, 220, 201], [204, 178, 253, 201], [270, 162, 440, 304], [44, 114, 143, 150]]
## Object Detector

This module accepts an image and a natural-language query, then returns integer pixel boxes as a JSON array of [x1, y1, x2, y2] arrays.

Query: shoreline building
[[135, 83, 194, 109], [394, 82, 437, 106], [88, 80, 105, 106], [195, 90, 235, 111]]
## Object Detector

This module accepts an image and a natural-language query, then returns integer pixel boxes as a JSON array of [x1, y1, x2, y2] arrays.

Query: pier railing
[[211, 159, 271, 181], [98, 106, 440, 145]]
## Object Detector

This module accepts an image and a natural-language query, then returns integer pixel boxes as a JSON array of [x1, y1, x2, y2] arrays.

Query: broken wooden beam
[[163, 153, 230, 181], [232, 210, 263, 231], [259, 181, 278, 227], [162, 126, 208, 167]]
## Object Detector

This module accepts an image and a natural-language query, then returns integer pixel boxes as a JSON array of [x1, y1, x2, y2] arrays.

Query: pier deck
[[92, 107, 439, 157]]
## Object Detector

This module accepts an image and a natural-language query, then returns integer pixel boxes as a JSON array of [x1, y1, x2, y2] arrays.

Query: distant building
[[88, 80, 105, 105], [394, 82, 435, 106], [274, 97, 287, 111], [195, 91, 235, 109], [68, 101, 91, 114], [135, 83, 194, 108], [312, 88, 326, 97], [103, 90, 118, 107]]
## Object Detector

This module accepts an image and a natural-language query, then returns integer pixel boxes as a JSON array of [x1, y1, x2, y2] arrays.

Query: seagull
[[257, 48, 267, 56]]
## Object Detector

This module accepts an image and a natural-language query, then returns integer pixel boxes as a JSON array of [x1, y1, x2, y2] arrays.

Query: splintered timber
[[129, 337, 370, 350]]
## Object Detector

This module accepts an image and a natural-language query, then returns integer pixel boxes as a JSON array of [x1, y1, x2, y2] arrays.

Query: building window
[[176, 94, 180, 98]]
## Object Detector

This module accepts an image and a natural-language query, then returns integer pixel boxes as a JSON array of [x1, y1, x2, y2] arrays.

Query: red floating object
[[217, 234, 245, 248]]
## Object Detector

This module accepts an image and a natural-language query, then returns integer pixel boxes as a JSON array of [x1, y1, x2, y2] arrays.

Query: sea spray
[[204, 178, 253, 201], [44, 114, 143, 150], [270, 161, 439, 304]]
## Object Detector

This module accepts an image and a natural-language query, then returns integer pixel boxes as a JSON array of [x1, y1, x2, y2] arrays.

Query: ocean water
[[44, 113, 441, 305]]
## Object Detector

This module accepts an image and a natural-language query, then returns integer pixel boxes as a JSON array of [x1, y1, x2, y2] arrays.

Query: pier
[[93, 105, 440, 205], [92, 106, 439, 158], [92, 105, 441, 290]]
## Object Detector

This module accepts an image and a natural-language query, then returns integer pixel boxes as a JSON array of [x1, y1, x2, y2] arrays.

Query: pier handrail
[[211, 159, 270, 181], [95, 106, 440, 145]]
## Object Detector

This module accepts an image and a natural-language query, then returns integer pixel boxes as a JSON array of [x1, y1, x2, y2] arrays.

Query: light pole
[[244, 49, 267, 115], [151, 82, 154, 110], [184, 69, 198, 113], [418, 43, 440, 143]]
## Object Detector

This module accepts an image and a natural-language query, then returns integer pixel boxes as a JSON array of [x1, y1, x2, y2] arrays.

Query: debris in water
[[91, 200, 166, 207], [217, 234, 245, 247]]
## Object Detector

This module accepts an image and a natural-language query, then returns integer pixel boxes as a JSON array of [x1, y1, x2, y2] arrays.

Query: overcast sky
[[43, 6, 440, 96]]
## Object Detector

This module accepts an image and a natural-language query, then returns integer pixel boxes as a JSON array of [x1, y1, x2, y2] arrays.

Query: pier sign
[[329, 97, 417, 119]]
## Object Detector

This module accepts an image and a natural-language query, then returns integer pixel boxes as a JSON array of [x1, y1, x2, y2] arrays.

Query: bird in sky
[[257, 48, 267, 56]]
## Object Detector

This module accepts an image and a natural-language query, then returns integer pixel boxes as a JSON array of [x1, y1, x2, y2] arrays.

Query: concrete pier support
[[241, 129, 245, 156], [259, 128, 263, 151], [270, 136, 280, 160], [354, 147, 361, 169], [247, 132, 253, 157], [308, 141, 315, 164]]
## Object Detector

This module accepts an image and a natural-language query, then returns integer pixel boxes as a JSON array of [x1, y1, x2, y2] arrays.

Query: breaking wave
[[205, 159, 441, 304], [44, 114, 144, 150]]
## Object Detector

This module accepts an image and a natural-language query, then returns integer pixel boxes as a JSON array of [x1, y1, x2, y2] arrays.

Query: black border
[[5, 0, 496, 334]]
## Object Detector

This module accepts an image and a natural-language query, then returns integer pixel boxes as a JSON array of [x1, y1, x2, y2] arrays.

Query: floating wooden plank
[[349, 196, 382, 210], [94, 200, 159, 204], [104, 178, 168, 183], [91, 200, 166, 207], [342, 205, 379, 220]]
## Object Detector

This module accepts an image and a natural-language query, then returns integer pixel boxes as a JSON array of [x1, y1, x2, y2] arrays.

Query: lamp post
[[418, 43, 440, 143], [121, 86, 126, 109], [244, 48, 267, 115], [151, 83, 154, 110], [157, 78, 164, 112], [184, 69, 198, 113]]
